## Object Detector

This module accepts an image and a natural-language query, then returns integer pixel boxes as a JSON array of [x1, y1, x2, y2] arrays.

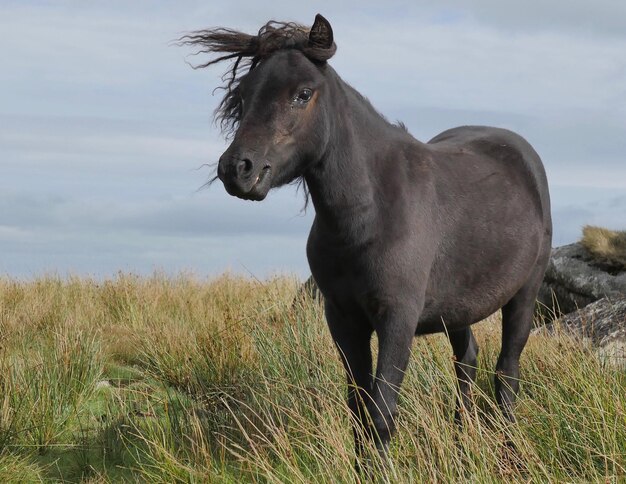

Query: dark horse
[[182, 14, 552, 460]]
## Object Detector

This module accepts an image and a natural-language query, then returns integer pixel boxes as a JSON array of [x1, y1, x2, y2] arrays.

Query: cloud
[[434, 1, 626, 38], [0, 1, 625, 278], [0, 188, 312, 238], [0, 230, 310, 279], [0, 189, 313, 279], [551, 188, 626, 245]]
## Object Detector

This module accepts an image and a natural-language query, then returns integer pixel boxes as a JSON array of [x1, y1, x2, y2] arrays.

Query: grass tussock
[[581, 225, 626, 271], [0, 273, 625, 482]]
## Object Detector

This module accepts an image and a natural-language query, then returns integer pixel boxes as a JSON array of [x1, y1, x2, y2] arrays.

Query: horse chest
[[308, 245, 367, 299], [308, 240, 414, 329]]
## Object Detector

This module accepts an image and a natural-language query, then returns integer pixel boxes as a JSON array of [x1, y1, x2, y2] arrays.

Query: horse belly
[[418, 226, 542, 334]]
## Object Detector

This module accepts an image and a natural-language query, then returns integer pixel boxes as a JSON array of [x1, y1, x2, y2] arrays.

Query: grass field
[[1, 273, 625, 482]]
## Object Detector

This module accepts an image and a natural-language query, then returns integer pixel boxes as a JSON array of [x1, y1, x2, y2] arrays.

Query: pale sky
[[1, 1, 625, 279]]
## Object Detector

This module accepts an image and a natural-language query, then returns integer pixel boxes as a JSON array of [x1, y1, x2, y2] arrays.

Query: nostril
[[236, 158, 254, 177]]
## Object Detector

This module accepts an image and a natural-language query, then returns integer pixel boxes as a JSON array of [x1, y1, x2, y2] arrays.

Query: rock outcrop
[[537, 243, 626, 318], [292, 274, 323, 309], [535, 296, 626, 367]]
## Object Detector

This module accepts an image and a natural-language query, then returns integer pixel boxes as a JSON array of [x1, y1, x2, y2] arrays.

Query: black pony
[[182, 14, 552, 461]]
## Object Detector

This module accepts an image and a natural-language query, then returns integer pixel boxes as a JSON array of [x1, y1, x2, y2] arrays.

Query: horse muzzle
[[217, 153, 273, 201]]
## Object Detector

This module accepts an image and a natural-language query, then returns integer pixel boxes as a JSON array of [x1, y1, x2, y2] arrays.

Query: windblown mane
[[179, 21, 336, 137]]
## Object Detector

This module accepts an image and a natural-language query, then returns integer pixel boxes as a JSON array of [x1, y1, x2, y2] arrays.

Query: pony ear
[[308, 14, 333, 51], [305, 14, 336, 61]]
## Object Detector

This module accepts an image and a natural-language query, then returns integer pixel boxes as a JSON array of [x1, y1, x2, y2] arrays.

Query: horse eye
[[294, 88, 313, 104]]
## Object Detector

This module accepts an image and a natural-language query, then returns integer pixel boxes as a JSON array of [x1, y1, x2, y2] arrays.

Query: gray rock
[[95, 380, 112, 390], [535, 296, 626, 367], [292, 275, 323, 308], [537, 243, 626, 318]]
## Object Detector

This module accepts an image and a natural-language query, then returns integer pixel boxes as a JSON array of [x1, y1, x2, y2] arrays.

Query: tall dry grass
[[0, 273, 624, 482], [581, 225, 626, 270]]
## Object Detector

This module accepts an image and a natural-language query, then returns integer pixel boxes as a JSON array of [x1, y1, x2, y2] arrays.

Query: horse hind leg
[[448, 327, 479, 423], [496, 268, 544, 422]]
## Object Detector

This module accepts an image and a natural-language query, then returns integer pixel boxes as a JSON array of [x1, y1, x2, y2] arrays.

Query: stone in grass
[[292, 274, 323, 307], [95, 380, 112, 390], [535, 296, 626, 368], [537, 227, 626, 319]]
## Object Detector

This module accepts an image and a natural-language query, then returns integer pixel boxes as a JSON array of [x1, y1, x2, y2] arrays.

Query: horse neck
[[304, 73, 399, 242]]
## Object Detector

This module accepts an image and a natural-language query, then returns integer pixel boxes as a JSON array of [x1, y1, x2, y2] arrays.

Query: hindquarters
[[428, 125, 552, 421], [429, 125, 552, 231], [419, 126, 552, 332]]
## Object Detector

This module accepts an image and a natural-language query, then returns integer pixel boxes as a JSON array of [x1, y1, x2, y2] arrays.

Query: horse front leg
[[324, 301, 374, 467], [368, 306, 419, 456]]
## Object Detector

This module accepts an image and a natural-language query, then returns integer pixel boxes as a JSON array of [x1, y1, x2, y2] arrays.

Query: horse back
[[428, 125, 551, 223]]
